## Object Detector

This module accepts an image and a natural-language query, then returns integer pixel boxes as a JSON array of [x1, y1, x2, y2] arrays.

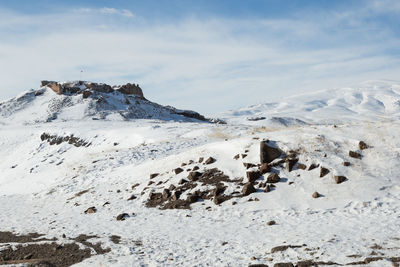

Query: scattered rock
[[82, 90, 92, 99], [260, 141, 282, 164], [266, 173, 280, 183], [84, 207, 96, 214], [274, 263, 294, 267], [334, 175, 347, 184], [243, 162, 257, 169], [349, 151, 362, 159], [241, 154, 248, 158], [343, 161, 351, 166], [246, 170, 261, 182], [174, 168, 184, 174], [285, 158, 298, 172], [259, 163, 271, 174], [320, 167, 330, 178], [168, 184, 176, 191], [178, 179, 188, 185], [265, 185, 271, 192], [271, 245, 303, 253], [233, 154, 240, 160], [116, 213, 129, 221], [308, 163, 319, 171], [242, 183, 256, 196], [149, 173, 159, 179], [312, 192, 320, 198], [297, 163, 307, 170], [204, 157, 215, 165], [266, 220, 276, 226], [359, 141, 369, 150], [187, 171, 202, 181], [198, 157, 204, 163], [127, 195, 137, 201], [181, 162, 187, 167], [162, 189, 170, 200], [192, 166, 199, 171], [110, 235, 121, 244]]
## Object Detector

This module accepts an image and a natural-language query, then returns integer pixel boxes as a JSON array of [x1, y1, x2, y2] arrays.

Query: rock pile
[[41, 80, 144, 98]]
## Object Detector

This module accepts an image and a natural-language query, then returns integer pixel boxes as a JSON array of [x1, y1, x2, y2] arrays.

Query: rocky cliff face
[[41, 81, 144, 98]]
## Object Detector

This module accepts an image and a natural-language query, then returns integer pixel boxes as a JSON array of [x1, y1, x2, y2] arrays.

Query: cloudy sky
[[0, 0, 399, 114]]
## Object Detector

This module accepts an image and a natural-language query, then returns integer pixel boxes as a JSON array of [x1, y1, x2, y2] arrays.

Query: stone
[[320, 167, 330, 178], [116, 83, 144, 97], [308, 163, 319, 171], [260, 141, 282, 164], [266, 220, 276, 225], [162, 189, 170, 200], [246, 170, 261, 182], [334, 175, 347, 184], [84, 207, 96, 214], [259, 163, 271, 174], [242, 182, 256, 196], [192, 166, 199, 171], [171, 191, 181, 201], [266, 173, 280, 183], [116, 213, 129, 221], [265, 185, 271, 192], [349, 151, 362, 159], [174, 168, 184, 174], [187, 171, 202, 181], [312, 192, 320, 198], [198, 157, 204, 163], [343, 161, 351, 166], [243, 162, 256, 169], [274, 263, 294, 267], [359, 141, 369, 150], [233, 154, 240, 160], [127, 195, 137, 201], [178, 179, 188, 185], [297, 163, 307, 170], [168, 184, 176, 191], [285, 158, 298, 172], [149, 173, 159, 179], [204, 157, 215, 164]]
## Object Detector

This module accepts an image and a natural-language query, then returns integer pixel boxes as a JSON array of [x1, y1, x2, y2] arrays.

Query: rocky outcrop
[[41, 80, 144, 98]]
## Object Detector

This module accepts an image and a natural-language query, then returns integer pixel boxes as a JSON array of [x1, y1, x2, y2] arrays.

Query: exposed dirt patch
[[0, 231, 53, 243]]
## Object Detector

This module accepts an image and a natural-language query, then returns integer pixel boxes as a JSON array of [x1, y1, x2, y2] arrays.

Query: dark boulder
[[266, 173, 280, 183], [242, 182, 256, 196], [260, 141, 282, 164]]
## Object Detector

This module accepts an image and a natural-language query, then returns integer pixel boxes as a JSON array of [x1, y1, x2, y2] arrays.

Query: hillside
[[0, 81, 400, 266]]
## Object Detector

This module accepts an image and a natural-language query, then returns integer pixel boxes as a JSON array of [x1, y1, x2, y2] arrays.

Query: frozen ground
[[0, 81, 400, 266]]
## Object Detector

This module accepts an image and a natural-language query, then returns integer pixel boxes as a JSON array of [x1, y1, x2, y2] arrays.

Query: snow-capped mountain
[[222, 80, 400, 126], [0, 80, 208, 124]]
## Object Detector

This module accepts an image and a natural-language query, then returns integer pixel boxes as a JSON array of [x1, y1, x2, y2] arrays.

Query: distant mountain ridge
[[0, 81, 210, 124], [221, 80, 400, 125]]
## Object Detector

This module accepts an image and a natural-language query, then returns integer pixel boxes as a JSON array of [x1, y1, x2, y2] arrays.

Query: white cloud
[[99, 7, 135, 17], [0, 7, 399, 114]]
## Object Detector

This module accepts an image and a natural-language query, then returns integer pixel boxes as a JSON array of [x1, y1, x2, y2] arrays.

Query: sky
[[0, 0, 399, 114]]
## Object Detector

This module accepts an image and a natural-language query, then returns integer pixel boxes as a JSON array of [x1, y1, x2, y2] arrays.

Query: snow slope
[[1, 81, 400, 266], [221, 80, 400, 126]]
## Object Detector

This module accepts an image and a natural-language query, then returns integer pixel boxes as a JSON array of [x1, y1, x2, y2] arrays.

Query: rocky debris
[[84, 207, 96, 214], [285, 158, 298, 172], [242, 154, 248, 158], [110, 235, 121, 244], [334, 175, 347, 184], [116, 213, 129, 221], [233, 154, 240, 160], [192, 166, 200, 171], [204, 157, 215, 165], [266, 173, 280, 183], [0, 232, 51, 243], [40, 133, 90, 147], [242, 183, 257, 196], [260, 141, 282, 164], [187, 171, 202, 181], [349, 151, 362, 159], [149, 173, 159, 179], [359, 141, 369, 150], [343, 161, 351, 166], [198, 157, 204, 163], [297, 163, 307, 170], [260, 163, 271, 174], [116, 83, 144, 97], [265, 185, 271, 192], [270, 244, 303, 253], [174, 168, 184, 174], [247, 171, 261, 182], [308, 163, 319, 171], [274, 263, 294, 267], [320, 167, 330, 178], [82, 90, 92, 99], [296, 260, 318, 267], [266, 220, 276, 226], [312, 192, 320, 198], [178, 179, 188, 185], [127, 195, 137, 201], [243, 162, 257, 169]]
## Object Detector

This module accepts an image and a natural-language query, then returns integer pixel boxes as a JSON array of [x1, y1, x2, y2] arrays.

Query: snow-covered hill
[[0, 81, 208, 124], [1, 81, 400, 266], [222, 80, 400, 126]]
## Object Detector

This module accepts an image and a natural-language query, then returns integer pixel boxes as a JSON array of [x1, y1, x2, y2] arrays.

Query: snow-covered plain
[[1, 81, 400, 266]]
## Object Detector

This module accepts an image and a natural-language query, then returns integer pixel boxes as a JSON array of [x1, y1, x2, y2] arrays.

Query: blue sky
[[0, 0, 399, 114]]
